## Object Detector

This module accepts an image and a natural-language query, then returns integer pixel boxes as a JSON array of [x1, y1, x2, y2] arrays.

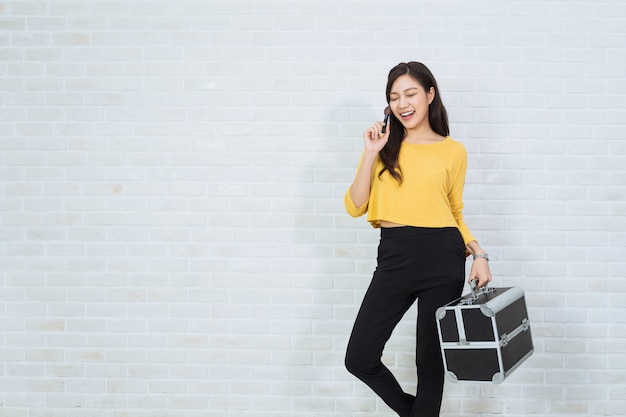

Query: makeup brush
[[380, 106, 391, 137]]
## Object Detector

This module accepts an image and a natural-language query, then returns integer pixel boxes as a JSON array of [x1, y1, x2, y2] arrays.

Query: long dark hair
[[378, 61, 450, 183]]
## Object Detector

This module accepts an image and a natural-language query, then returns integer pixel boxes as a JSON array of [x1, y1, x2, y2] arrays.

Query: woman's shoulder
[[442, 136, 467, 153]]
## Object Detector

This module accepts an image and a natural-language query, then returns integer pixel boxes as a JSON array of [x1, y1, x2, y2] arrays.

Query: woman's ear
[[427, 86, 435, 104]]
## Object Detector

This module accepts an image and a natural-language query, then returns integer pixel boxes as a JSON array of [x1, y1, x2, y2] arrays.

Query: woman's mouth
[[400, 111, 415, 120]]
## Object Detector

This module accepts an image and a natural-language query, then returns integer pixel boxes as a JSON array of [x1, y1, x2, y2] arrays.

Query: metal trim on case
[[480, 287, 524, 316], [445, 371, 458, 382], [500, 318, 530, 347], [435, 306, 447, 320], [502, 349, 535, 382], [492, 372, 505, 384], [461, 285, 496, 305]]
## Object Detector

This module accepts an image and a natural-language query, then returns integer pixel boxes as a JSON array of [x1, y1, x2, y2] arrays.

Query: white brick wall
[[1, 0, 625, 416]]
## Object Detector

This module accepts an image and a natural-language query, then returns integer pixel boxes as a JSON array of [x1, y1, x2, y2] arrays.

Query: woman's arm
[[348, 151, 378, 209], [347, 120, 390, 209], [465, 240, 492, 289]]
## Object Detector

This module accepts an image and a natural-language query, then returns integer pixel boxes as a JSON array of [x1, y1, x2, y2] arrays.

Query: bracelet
[[473, 253, 489, 261]]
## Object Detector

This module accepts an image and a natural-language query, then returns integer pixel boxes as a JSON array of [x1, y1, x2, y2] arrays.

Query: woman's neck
[[403, 126, 445, 144]]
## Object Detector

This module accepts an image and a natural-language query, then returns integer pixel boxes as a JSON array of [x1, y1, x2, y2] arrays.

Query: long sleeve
[[447, 146, 475, 244], [344, 188, 369, 217], [344, 153, 370, 217]]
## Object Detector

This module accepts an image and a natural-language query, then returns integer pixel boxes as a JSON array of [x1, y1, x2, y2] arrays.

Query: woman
[[344, 62, 492, 417]]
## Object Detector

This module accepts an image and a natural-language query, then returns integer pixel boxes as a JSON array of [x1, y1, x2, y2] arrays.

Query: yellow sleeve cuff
[[344, 188, 368, 218]]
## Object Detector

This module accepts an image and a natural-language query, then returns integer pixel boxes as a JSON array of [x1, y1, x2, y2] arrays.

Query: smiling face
[[388, 74, 435, 132]]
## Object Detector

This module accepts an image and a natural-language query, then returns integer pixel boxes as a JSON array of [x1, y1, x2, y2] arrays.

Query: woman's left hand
[[465, 240, 492, 289], [469, 258, 492, 289]]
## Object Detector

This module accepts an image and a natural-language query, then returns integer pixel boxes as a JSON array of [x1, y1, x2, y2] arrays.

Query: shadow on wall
[[275, 100, 391, 410]]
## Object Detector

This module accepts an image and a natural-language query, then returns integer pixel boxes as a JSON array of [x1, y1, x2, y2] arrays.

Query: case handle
[[461, 280, 496, 305]]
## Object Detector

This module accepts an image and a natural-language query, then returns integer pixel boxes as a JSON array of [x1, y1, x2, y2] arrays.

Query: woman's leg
[[410, 279, 464, 416], [345, 228, 419, 417], [344, 268, 417, 417], [345, 227, 465, 417], [410, 228, 465, 417]]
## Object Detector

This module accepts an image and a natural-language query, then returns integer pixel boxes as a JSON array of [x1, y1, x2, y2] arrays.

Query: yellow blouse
[[344, 136, 476, 244]]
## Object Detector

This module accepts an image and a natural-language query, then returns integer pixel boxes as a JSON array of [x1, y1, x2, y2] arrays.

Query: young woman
[[344, 62, 492, 417]]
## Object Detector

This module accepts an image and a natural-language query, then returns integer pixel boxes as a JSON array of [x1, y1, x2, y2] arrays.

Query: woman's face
[[388, 74, 434, 131]]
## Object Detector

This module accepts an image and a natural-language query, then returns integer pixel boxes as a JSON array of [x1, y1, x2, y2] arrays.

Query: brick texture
[[1, 0, 625, 416]]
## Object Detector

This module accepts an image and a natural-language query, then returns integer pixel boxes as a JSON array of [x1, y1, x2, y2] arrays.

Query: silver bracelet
[[473, 253, 489, 261]]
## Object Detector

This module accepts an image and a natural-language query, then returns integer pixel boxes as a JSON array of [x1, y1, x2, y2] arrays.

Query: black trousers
[[345, 226, 466, 417]]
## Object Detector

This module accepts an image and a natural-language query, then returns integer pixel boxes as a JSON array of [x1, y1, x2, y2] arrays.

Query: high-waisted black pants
[[345, 226, 466, 417]]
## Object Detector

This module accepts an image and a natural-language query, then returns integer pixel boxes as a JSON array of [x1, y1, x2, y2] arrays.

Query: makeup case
[[435, 283, 534, 384]]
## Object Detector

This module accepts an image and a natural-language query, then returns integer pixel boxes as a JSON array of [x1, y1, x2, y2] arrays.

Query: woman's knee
[[344, 345, 360, 375], [345, 345, 379, 377]]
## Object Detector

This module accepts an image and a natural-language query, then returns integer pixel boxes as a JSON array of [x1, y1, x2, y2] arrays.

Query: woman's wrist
[[472, 253, 489, 261], [465, 240, 488, 260]]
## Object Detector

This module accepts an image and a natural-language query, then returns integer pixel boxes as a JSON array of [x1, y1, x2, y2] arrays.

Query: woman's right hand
[[362, 121, 389, 154], [349, 120, 389, 209]]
